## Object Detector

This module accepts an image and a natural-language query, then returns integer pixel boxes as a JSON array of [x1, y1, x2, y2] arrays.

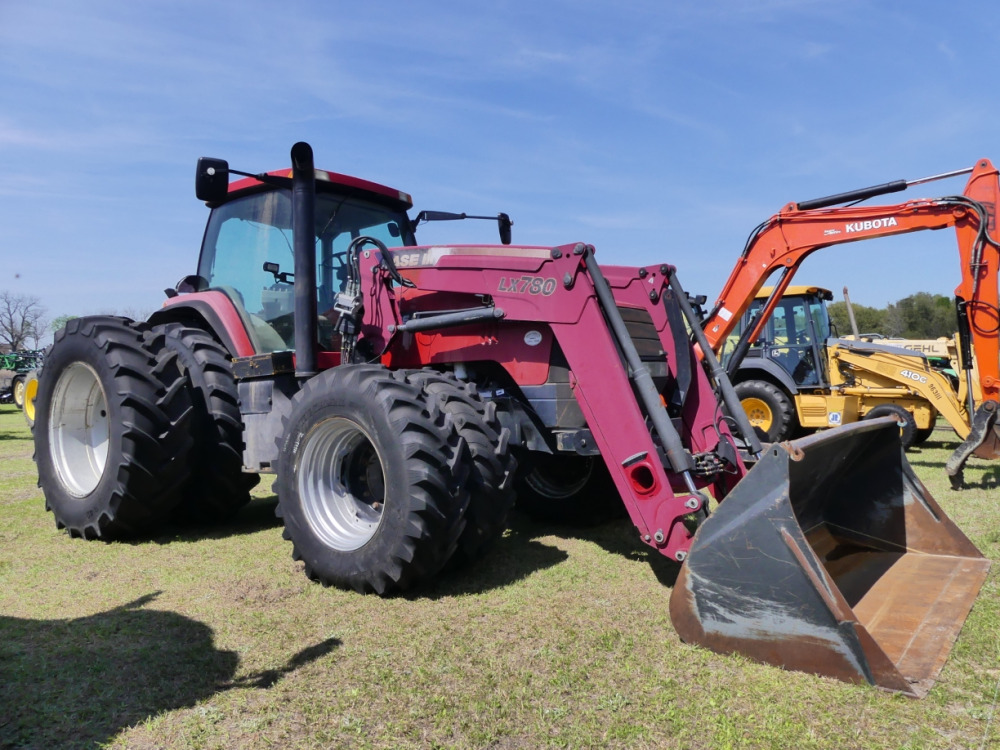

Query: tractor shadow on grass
[[150, 495, 284, 545], [149, 495, 680, 597], [0, 592, 340, 749], [419, 515, 572, 597], [515, 512, 683, 588], [424, 510, 681, 598]]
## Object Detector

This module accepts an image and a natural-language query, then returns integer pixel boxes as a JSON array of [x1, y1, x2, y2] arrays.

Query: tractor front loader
[[31, 143, 989, 697]]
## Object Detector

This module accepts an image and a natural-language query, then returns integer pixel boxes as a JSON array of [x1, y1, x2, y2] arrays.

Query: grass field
[[1, 402, 998, 749]]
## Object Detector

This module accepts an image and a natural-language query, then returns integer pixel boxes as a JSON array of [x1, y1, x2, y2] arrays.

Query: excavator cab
[[723, 285, 834, 389]]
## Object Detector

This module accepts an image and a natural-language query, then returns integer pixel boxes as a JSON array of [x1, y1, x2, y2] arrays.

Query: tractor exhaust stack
[[291, 141, 318, 378], [670, 418, 989, 697]]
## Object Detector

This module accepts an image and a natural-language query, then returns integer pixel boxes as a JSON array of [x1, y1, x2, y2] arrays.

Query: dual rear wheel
[[275, 366, 516, 594], [34, 317, 257, 539], [34, 317, 195, 538], [33, 322, 544, 595]]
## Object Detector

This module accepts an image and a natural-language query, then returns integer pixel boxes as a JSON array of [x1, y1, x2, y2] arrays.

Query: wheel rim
[[524, 455, 594, 499], [49, 362, 110, 497], [24, 377, 38, 424], [741, 397, 774, 432], [13, 379, 25, 406], [297, 417, 386, 551]]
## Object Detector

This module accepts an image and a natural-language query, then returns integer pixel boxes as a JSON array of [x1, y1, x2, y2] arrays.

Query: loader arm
[[352, 242, 744, 563]]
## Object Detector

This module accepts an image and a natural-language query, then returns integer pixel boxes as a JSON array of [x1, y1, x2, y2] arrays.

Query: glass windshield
[[197, 189, 414, 353], [721, 294, 827, 387], [809, 296, 832, 340]]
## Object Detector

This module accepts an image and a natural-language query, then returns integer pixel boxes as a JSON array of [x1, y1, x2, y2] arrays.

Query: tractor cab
[[194, 171, 416, 355]]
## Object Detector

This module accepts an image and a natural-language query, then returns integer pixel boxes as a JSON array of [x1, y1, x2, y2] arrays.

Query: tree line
[[1, 289, 151, 353], [0, 291, 46, 351], [827, 291, 958, 339]]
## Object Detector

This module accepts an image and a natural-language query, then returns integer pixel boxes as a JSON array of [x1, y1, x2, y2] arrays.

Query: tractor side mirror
[[173, 274, 209, 294], [195, 157, 230, 202], [498, 213, 512, 245], [413, 210, 514, 244]]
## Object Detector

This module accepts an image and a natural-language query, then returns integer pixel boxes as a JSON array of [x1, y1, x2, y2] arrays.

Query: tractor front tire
[[154, 323, 259, 522], [864, 403, 918, 449], [33, 316, 193, 539], [11, 374, 26, 410], [275, 365, 470, 594], [515, 453, 625, 526], [734, 380, 796, 443], [409, 370, 517, 567]]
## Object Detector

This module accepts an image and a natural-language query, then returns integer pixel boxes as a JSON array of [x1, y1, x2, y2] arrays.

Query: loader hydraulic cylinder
[[582, 249, 696, 480], [956, 299, 976, 418], [667, 269, 762, 458]]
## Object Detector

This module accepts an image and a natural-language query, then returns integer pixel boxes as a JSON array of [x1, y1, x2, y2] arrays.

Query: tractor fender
[[732, 357, 798, 397], [149, 293, 255, 358]]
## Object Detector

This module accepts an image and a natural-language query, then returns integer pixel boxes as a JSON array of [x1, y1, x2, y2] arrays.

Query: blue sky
[[3, 0, 998, 342]]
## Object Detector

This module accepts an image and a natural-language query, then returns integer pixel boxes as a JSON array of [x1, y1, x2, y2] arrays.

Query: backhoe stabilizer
[[669, 418, 989, 697], [946, 400, 1000, 489]]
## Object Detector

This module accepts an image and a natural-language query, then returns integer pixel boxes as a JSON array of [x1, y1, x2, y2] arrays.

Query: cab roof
[[756, 285, 833, 301], [226, 168, 413, 212]]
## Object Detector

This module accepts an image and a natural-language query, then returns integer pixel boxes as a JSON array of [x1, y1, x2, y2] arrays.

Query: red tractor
[[31, 143, 989, 696]]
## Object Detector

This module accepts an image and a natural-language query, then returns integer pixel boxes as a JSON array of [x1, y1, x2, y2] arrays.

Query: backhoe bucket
[[669, 418, 989, 697]]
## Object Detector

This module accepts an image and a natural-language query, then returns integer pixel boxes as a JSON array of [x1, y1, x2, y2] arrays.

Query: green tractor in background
[[1, 349, 44, 426]]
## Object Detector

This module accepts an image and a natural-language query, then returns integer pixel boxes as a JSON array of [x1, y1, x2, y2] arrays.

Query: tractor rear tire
[[153, 324, 259, 522], [11, 374, 26, 410], [734, 380, 796, 443], [33, 316, 194, 539], [409, 370, 517, 568], [275, 365, 470, 594], [515, 453, 625, 526], [864, 403, 918, 449]]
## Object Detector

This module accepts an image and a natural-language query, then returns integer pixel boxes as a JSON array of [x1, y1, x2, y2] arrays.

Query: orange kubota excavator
[[702, 158, 1000, 488]]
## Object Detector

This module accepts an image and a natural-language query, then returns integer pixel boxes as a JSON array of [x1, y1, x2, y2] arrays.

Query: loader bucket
[[669, 418, 990, 697]]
